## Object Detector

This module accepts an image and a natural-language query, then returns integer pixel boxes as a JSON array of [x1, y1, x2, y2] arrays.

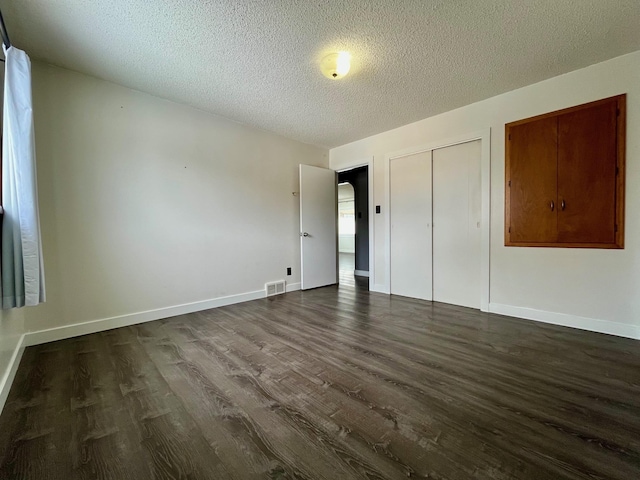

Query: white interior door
[[300, 164, 337, 290], [389, 152, 433, 300], [432, 140, 481, 308]]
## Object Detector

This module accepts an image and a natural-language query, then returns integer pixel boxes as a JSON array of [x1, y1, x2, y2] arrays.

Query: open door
[[300, 164, 337, 290]]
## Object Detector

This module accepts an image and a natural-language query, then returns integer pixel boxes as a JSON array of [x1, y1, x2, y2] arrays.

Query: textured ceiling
[[4, 1, 640, 148]]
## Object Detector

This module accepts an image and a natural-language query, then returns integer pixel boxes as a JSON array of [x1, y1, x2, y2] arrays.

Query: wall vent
[[265, 280, 286, 297]]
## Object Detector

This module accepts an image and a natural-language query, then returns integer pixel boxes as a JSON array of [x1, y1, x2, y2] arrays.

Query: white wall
[[330, 50, 640, 338], [24, 62, 328, 333], [0, 309, 24, 409]]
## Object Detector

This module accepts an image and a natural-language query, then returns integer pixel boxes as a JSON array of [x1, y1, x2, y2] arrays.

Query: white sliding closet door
[[389, 152, 432, 300], [432, 140, 482, 308]]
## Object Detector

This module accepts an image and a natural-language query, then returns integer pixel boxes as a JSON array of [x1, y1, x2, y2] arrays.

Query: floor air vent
[[265, 280, 286, 297]]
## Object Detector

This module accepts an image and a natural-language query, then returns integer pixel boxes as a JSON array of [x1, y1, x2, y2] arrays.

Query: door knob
[[301, 232, 310, 237]]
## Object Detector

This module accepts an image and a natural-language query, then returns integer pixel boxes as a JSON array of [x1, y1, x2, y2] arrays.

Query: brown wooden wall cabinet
[[505, 94, 626, 248]]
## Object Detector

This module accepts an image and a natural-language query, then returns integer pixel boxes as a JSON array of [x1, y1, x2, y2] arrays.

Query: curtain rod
[[0, 7, 11, 49]]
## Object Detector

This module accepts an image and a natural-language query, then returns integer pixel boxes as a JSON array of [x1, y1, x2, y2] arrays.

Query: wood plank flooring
[[1, 283, 639, 479]]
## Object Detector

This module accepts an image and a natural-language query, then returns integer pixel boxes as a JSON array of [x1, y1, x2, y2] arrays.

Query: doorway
[[338, 182, 356, 285], [337, 166, 369, 289]]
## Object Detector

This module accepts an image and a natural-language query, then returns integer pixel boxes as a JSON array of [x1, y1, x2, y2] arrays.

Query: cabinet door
[[507, 116, 558, 244], [557, 101, 617, 244]]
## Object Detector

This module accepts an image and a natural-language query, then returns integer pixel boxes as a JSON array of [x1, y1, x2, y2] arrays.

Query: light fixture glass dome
[[321, 52, 351, 79]]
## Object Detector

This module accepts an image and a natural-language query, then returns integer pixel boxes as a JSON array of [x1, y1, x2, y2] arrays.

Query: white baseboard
[[0, 334, 25, 414], [489, 303, 640, 340], [354, 270, 370, 277], [24, 289, 267, 347], [286, 282, 301, 292]]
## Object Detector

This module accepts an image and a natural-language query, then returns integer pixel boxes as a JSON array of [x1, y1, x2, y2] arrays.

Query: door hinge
[[508, 134, 511, 140], [616, 166, 619, 175], [508, 226, 511, 233], [508, 180, 511, 187], [614, 224, 618, 232]]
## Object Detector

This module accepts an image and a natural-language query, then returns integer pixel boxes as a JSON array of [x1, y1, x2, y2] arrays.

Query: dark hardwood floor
[[1, 282, 639, 479]]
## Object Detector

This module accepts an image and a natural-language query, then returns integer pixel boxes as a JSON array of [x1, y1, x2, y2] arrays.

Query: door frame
[[336, 159, 374, 292], [384, 129, 491, 311]]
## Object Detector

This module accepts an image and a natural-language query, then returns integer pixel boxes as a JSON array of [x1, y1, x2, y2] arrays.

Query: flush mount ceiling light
[[320, 51, 351, 79]]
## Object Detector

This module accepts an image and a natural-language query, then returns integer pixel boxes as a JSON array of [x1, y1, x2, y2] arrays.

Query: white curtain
[[1, 46, 45, 309]]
